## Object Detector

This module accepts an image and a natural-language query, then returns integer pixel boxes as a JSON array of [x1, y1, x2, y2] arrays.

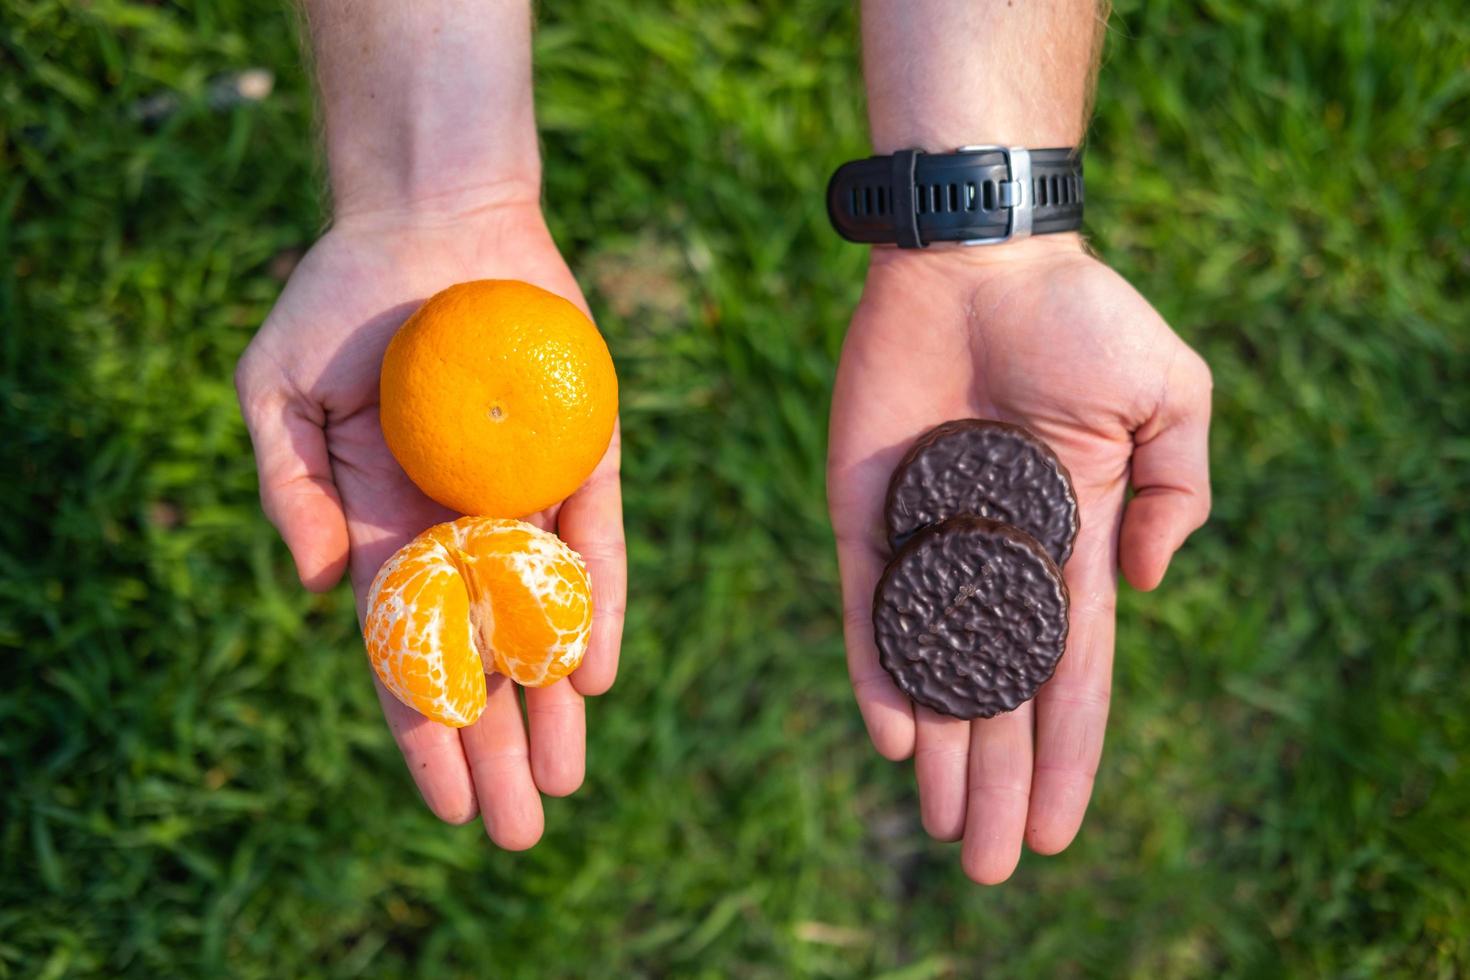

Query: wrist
[[307, 0, 542, 223], [327, 186, 548, 241], [331, 170, 544, 230], [325, 98, 542, 222], [860, 0, 1099, 152], [868, 121, 1083, 159], [868, 232, 1089, 274], [325, 108, 543, 225]]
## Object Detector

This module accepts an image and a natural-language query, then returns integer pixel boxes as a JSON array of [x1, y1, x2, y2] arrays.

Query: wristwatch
[[826, 145, 1083, 248]]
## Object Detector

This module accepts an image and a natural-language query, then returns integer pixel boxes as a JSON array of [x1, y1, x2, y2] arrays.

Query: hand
[[235, 189, 626, 849], [827, 236, 1211, 883]]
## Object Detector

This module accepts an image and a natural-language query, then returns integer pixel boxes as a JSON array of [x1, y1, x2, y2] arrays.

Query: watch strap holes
[[826, 148, 1082, 246], [849, 185, 888, 218]]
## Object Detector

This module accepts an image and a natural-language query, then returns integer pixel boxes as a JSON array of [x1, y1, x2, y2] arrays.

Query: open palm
[[236, 202, 625, 849], [828, 239, 1211, 883]]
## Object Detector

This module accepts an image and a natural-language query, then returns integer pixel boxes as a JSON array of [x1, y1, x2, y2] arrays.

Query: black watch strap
[[827, 146, 1083, 248]]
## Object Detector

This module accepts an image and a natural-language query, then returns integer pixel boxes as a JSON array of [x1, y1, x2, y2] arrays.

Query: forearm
[[861, 0, 1106, 151], [303, 0, 541, 218]]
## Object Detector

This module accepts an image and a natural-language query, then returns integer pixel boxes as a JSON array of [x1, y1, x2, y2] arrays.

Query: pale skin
[[829, 0, 1212, 883], [238, 0, 1210, 875], [235, 0, 626, 850]]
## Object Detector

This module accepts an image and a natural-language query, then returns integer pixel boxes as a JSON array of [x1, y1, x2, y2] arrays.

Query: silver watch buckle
[[955, 145, 1033, 246]]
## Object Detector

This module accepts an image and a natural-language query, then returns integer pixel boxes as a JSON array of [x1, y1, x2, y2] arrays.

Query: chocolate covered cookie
[[873, 516, 1069, 719], [884, 419, 1079, 566]]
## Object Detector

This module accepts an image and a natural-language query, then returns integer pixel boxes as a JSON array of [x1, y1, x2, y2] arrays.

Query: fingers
[[835, 530, 916, 760], [524, 679, 586, 797], [373, 679, 478, 825], [1026, 498, 1122, 855], [559, 426, 626, 697], [962, 702, 1034, 885], [913, 708, 970, 841], [460, 674, 544, 850], [235, 359, 349, 591], [1120, 352, 1213, 591]]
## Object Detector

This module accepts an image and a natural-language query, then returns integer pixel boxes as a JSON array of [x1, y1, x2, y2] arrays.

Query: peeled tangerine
[[364, 517, 592, 727]]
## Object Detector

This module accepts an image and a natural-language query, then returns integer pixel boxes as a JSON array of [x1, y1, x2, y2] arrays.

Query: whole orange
[[380, 280, 618, 518]]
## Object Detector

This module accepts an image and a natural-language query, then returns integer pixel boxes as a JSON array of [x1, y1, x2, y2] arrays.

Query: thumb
[[1119, 350, 1213, 591], [236, 357, 350, 592]]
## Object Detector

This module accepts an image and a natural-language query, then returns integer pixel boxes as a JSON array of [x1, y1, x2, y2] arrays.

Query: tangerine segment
[[363, 535, 486, 727], [364, 517, 593, 726], [442, 519, 593, 687]]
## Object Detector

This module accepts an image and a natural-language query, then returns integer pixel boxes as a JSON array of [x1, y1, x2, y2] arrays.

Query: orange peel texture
[[380, 279, 618, 519], [364, 517, 593, 727]]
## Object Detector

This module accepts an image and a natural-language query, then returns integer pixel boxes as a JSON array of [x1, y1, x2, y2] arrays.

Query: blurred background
[[3, 0, 1468, 976]]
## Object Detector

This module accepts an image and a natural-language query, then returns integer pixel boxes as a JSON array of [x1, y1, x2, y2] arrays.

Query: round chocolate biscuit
[[884, 419, 1079, 566], [873, 516, 1069, 720]]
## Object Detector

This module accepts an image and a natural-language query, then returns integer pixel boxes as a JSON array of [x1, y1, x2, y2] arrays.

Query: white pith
[[363, 517, 592, 722]]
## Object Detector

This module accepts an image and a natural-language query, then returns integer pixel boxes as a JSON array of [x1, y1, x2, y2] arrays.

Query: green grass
[[3, 0, 1468, 975]]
